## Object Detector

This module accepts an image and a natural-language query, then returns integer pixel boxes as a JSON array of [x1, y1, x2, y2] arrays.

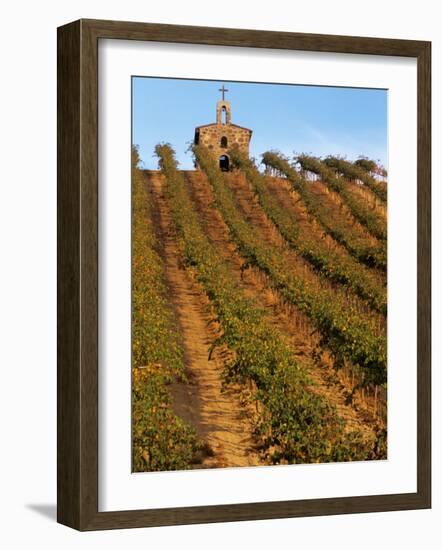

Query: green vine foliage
[[262, 151, 387, 271], [296, 154, 387, 241], [323, 155, 387, 203], [132, 146, 206, 472], [229, 148, 386, 316], [156, 143, 381, 464], [354, 157, 377, 173], [195, 145, 386, 389]]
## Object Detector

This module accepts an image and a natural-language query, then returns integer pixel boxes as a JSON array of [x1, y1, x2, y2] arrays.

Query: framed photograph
[[57, 19, 431, 530]]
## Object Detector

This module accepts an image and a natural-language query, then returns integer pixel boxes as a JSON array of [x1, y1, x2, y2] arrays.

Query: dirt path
[[147, 171, 262, 469], [183, 170, 380, 437]]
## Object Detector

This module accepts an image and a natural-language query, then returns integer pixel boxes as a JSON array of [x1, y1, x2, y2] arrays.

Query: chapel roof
[[194, 122, 252, 133]]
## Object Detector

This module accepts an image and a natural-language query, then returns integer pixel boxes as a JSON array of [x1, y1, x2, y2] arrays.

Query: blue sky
[[132, 77, 387, 171]]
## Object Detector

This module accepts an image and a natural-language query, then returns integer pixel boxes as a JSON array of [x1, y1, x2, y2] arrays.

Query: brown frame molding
[[57, 18, 431, 531]]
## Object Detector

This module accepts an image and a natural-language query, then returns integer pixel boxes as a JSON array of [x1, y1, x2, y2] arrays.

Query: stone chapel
[[194, 85, 252, 171]]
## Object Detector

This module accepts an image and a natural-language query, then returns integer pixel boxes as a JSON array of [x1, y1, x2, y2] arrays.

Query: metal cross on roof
[[219, 85, 229, 101]]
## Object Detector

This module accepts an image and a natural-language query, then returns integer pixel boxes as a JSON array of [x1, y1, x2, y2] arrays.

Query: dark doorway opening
[[219, 155, 229, 171]]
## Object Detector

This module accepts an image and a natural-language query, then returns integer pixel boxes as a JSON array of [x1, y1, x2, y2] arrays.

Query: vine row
[[229, 148, 386, 315], [324, 155, 387, 203], [131, 146, 205, 472], [296, 154, 387, 241], [195, 145, 387, 389], [262, 151, 387, 271], [156, 143, 378, 464]]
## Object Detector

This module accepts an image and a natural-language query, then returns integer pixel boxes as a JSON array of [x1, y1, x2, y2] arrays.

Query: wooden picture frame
[[57, 18, 431, 531]]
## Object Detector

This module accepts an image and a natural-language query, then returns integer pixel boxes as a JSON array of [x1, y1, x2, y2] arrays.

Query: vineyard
[[132, 143, 388, 471]]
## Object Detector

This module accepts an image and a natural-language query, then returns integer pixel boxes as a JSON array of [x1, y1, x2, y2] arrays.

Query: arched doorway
[[219, 155, 229, 171]]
